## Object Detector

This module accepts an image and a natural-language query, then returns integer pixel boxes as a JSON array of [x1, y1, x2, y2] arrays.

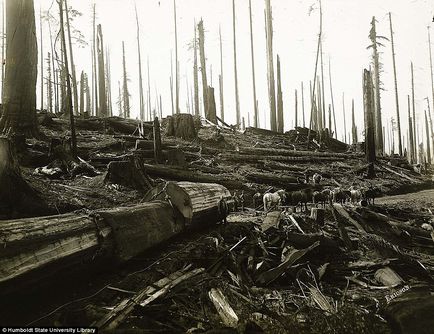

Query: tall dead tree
[[39, 7, 43, 111], [320, 40, 326, 128], [248, 0, 258, 128], [389, 12, 402, 156], [170, 50, 174, 115], [135, 4, 145, 120], [328, 59, 337, 138], [411, 62, 417, 162], [1, 0, 4, 100], [0, 0, 38, 137], [117, 80, 122, 117], [369, 16, 385, 154], [429, 28, 434, 124], [265, 0, 277, 132], [173, 0, 179, 114], [351, 98, 357, 144], [232, 0, 240, 127], [425, 110, 431, 164], [79, 70, 84, 116], [194, 24, 200, 116], [407, 95, 415, 164], [97, 24, 107, 117], [363, 69, 376, 178], [92, 3, 98, 116], [301, 82, 305, 127], [122, 41, 130, 118], [295, 89, 298, 127], [105, 48, 113, 116], [342, 93, 347, 143], [85, 73, 90, 115], [58, 0, 76, 157], [46, 52, 53, 113], [197, 19, 209, 119], [218, 25, 224, 121], [64, 0, 78, 115], [276, 55, 283, 133]]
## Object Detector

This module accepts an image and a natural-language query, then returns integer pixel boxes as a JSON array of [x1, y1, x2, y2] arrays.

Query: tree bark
[[363, 69, 376, 178], [97, 24, 107, 117], [0, 0, 38, 137], [197, 19, 209, 120]]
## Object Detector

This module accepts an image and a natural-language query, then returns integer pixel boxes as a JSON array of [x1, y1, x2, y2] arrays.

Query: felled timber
[[141, 163, 244, 189], [219, 153, 345, 163], [209, 288, 239, 328], [144, 181, 231, 225], [245, 172, 298, 188], [0, 201, 184, 287], [239, 146, 358, 158], [332, 203, 367, 234], [244, 126, 284, 136]]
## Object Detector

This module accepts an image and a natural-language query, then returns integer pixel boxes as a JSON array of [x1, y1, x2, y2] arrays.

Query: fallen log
[[332, 203, 367, 234], [209, 288, 239, 328], [0, 201, 184, 288], [219, 153, 345, 163], [143, 181, 231, 226], [141, 163, 244, 189], [245, 172, 298, 187], [239, 146, 359, 158]]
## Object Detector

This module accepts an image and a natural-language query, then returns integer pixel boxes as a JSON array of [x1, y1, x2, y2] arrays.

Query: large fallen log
[[219, 153, 345, 163], [144, 181, 231, 226], [239, 146, 359, 158], [141, 163, 244, 189], [0, 201, 184, 288], [245, 172, 302, 189]]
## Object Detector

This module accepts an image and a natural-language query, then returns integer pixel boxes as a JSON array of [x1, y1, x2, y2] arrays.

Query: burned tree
[[351, 98, 357, 144], [135, 4, 145, 120], [122, 41, 130, 118], [0, 0, 38, 137], [97, 24, 107, 117], [363, 69, 376, 178], [248, 0, 258, 128], [64, 0, 78, 115], [232, 0, 240, 127], [276, 55, 284, 133], [194, 24, 200, 116], [46, 52, 53, 113], [265, 0, 277, 132], [218, 25, 224, 121]]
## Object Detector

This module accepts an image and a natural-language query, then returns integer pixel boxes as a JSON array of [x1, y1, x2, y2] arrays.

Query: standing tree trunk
[[425, 110, 431, 164], [170, 50, 174, 115], [411, 62, 417, 163], [79, 71, 84, 117], [64, 0, 78, 116], [295, 89, 298, 127], [363, 69, 376, 178], [39, 6, 43, 111], [301, 82, 305, 127], [173, 0, 179, 114], [407, 95, 415, 164], [0, 0, 38, 137], [248, 0, 258, 128], [370, 17, 384, 154], [85, 73, 90, 116], [135, 4, 145, 120], [105, 48, 113, 116], [232, 0, 240, 127], [389, 12, 402, 156], [92, 4, 98, 117], [265, 0, 276, 132], [320, 39, 326, 128], [342, 93, 347, 143], [58, 0, 76, 157], [351, 98, 357, 144], [46, 52, 53, 114], [328, 58, 337, 139], [122, 41, 130, 118], [428, 28, 434, 129], [194, 24, 200, 116], [117, 80, 122, 117], [97, 24, 107, 117], [147, 57, 151, 119], [197, 20, 209, 120], [1, 0, 5, 101], [276, 55, 283, 133]]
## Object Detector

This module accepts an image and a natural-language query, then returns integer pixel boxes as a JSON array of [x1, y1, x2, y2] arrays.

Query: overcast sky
[[9, 0, 434, 151]]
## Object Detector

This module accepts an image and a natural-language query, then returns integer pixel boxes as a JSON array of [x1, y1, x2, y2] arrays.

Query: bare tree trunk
[[85, 73, 90, 116], [194, 25, 200, 116], [342, 93, 347, 143], [117, 80, 122, 117], [1, 0, 4, 101], [351, 98, 357, 144], [370, 17, 384, 154], [328, 59, 337, 139], [389, 12, 402, 156], [79, 70, 84, 116], [301, 82, 305, 127], [122, 41, 130, 119], [317, 76, 322, 130], [173, 0, 179, 114], [147, 57, 151, 120], [276, 55, 283, 133], [248, 0, 258, 128], [363, 69, 376, 178], [135, 4, 145, 120], [428, 28, 434, 129], [197, 19, 209, 120], [295, 89, 298, 127], [0, 0, 38, 137], [320, 39, 326, 128], [232, 0, 240, 127], [425, 110, 431, 164], [92, 4, 98, 116], [407, 95, 415, 164], [64, 0, 78, 116], [58, 0, 76, 157], [264, 0, 276, 132], [39, 6, 43, 111], [97, 24, 107, 117], [170, 50, 174, 115], [411, 62, 417, 163], [105, 48, 112, 116], [46, 52, 53, 113]]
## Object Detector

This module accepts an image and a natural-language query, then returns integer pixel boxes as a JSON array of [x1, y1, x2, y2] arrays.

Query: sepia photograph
[[0, 0, 433, 333]]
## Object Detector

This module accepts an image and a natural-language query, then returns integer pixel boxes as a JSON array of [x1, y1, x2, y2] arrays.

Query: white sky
[[7, 0, 434, 152]]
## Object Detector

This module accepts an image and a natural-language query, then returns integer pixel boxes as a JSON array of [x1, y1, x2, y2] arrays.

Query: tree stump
[[0, 138, 47, 217], [166, 113, 197, 140], [164, 149, 186, 167]]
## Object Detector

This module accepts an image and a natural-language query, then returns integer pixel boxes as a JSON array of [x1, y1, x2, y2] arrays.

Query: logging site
[[1, 0, 434, 333]]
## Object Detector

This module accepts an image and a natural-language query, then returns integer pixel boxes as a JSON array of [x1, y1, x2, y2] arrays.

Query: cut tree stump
[[311, 208, 325, 225], [166, 113, 197, 140], [105, 158, 153, 191], [0, 137, 47, 218]]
